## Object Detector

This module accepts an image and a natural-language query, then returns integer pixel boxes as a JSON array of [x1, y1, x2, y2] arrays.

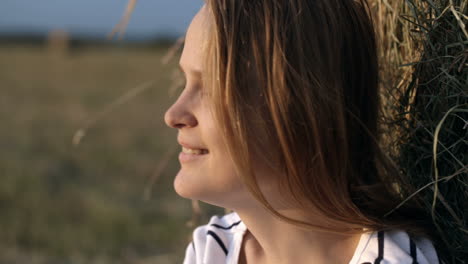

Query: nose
[[164, 92, 198, 129]]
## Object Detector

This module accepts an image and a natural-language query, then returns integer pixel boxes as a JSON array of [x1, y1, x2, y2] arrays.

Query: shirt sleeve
[[182, 241, 196, 264]]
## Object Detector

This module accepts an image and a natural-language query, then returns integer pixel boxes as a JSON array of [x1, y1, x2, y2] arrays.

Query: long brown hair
[[203, 0, 433, 238]]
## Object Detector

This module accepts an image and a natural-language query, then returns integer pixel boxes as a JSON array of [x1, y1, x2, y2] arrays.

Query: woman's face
[[164, 6, 249, 207]]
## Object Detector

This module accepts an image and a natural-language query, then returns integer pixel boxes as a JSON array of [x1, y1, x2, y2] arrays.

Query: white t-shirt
[[182, 212, 440, 264]]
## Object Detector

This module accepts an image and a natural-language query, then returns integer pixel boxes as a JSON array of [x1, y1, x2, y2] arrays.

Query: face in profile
[[165, 4, 293, 212], [164, 5, 249, 208]]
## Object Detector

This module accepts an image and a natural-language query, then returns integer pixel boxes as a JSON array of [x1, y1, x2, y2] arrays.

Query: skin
[[164, 5, 363, 264]]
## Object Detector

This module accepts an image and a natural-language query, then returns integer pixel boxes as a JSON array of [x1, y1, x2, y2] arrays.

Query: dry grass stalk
[[108, 0, 138, 40], [143, 146, 179, 201], [72, 80, 155, 146]]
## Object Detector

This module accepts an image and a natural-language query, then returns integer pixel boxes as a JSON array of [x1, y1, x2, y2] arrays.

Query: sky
[[0, 0, 203, 40]]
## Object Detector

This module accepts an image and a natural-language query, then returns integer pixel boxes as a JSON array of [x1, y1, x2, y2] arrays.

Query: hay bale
[[46, 29, 69, 56], [370, 0, 467, 263]]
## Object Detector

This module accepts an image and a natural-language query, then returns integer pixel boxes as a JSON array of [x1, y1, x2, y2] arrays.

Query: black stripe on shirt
[[211, 220, 242, 230], [207, 230, 228, 255], [191, 241, 196, 255], [410, 237, 418, 264], [374, 231, 384, 264]]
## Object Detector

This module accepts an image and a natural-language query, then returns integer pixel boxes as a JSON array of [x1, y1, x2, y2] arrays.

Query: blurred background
[[0, 0, 224, 263]]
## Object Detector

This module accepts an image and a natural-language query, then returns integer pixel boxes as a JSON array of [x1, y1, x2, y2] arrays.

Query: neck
[[235, 204, 363, 264]]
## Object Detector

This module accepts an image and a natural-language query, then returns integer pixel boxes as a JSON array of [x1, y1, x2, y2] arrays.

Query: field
[[0, 42, 223, 264]]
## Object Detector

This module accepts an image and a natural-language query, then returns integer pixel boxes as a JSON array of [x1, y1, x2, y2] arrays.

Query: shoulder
[[182, 211, 247, 264], [351, 229, 440, 264]]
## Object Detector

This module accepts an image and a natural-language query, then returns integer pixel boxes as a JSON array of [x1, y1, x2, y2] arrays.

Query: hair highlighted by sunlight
[[202, 0, 433, 237]]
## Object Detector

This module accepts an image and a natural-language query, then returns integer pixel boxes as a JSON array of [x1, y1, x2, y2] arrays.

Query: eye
[[198, 78, 211, 98], [188, 76, 207, 97], [176, 64, 208, 97]]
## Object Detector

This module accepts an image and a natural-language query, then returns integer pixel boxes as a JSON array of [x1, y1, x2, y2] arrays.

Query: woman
[[164, 0, 440, 263]]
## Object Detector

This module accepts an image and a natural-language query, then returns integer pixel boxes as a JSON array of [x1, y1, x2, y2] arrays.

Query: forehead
[[180, 5, 211, 73]]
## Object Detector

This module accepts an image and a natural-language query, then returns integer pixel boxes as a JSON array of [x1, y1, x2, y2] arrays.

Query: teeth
[[182, 147, 208, 155]]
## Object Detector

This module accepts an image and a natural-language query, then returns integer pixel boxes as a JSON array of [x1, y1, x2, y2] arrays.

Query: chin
[[173, 170, 212, 200], [173, 169, 248, 209], [173, 171, 197, 199]]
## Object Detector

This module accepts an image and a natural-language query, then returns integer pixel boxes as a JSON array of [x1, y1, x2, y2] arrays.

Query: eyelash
[[177, 68, 210, 97], [180, 76, 209, 97]]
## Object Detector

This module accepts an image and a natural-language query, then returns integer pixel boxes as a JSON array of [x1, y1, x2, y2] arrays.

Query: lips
[[181, 147, 209, 155], [178, 139, 208, 152], [178, 140, 209, 163]]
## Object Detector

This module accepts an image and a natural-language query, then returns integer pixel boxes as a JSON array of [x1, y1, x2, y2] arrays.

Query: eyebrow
[[179, 63, 202, 79]]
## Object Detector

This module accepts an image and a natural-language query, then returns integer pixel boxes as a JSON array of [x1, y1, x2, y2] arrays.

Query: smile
[[182, 147, 209, 155], [179, 147, 209, 163]]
